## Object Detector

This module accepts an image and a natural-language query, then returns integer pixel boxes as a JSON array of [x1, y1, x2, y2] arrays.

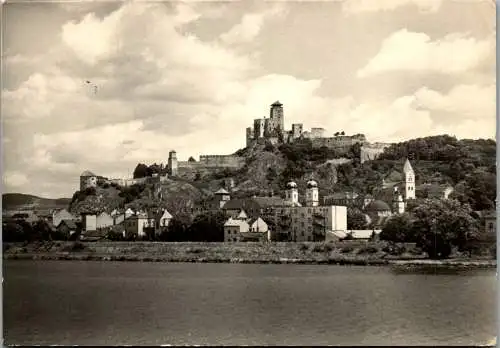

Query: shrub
[[341, 245, 354, 253], [312, 243, 334, 253], [357, 246, 379, 254], [299, 243, 309, 252]]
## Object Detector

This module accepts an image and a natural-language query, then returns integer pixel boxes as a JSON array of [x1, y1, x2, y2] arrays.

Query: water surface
[[3, 261, 497, 345]]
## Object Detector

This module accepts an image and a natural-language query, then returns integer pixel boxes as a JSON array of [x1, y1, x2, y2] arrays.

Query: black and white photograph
[[1, 0, 497, 345]]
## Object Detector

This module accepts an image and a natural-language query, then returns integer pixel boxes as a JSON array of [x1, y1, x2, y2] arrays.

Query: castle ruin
[[245, 101, 373, 154]]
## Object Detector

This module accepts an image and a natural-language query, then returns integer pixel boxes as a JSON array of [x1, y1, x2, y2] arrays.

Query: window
[[489, 222, 494, 231]]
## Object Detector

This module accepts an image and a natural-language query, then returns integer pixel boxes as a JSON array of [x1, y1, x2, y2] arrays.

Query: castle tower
[[285, 181, 299, 205], [168, 150, 178, 176], [403, 158, 415, 200], [392, 187, 405, 214], [269, 101, 284, 135], [305, 180, 319, 207], [292, 123, 303, 139]]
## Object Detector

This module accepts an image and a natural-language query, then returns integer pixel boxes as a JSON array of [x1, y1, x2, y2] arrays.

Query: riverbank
[[3, 241, 496, 269]]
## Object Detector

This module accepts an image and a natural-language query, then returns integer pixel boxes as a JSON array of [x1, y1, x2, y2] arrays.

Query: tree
[[187, 211, 227, 242], [340, 131, 345, 135], [347, 208, 367, 230], [3, 222, 25, 242], [380, 213, 414, 243], [160, 217, 189, 241], [411, 199, 479, 259], [133, 163, 149, 179]]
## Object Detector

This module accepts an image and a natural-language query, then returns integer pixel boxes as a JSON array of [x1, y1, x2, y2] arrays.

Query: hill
[[2, 193, 71, 212], [67, 134, 497, 216]]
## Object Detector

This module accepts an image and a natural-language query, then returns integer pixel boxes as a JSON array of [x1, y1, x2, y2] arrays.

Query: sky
[[1, 0, 496, 198]]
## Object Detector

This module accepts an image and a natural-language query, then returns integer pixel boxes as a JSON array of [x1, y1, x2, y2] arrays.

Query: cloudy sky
[[2, 0, 496, 198]]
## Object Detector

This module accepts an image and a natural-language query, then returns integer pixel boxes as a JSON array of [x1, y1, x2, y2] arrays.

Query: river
[[3, 261, 497, 345]]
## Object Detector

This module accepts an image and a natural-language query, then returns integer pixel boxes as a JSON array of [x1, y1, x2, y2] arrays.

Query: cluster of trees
[[118, 183, 146, 204], [378, 135, 495, 166], [3, 219, 78, 243], [380, 199, 485, 258], [133, 163, 168, 179]]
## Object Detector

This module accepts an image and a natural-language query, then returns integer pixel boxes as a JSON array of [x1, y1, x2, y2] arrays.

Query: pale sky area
[[1, 0, 496, 198]]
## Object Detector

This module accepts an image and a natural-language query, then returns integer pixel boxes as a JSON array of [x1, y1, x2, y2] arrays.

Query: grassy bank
[[3, 241, 496, 268]]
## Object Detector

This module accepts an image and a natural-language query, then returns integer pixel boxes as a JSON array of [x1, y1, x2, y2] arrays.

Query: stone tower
[[285, 181, 299, 205], [305, 180, 319, 207], [403, 158, 415, 200], [168, 150, 178, 176], [269, 101, 284, 135]]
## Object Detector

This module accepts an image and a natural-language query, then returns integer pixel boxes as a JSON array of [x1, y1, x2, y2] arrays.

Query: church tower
[[285, 181, 299, 205], [305, 180, 319, 207], [403, 158, 415, 200]]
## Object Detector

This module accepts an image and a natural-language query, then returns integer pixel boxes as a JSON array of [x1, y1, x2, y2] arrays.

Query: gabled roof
[[157, 209, 173, 219], [224, 218, 249, 228], [58, 219, 77, 229], [215, 188, 229, 195], [236, 210, 248, 219], [81, 170, 96, 177], [403, 158, 414, 173], [271, 100, 282, 106]]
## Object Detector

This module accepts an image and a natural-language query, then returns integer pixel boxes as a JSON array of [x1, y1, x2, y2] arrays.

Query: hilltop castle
[[245, 101, 387, 157]]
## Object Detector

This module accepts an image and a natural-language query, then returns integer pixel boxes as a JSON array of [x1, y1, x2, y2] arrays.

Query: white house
[[96, 212, 114, 229], [123, 212, 155, 238], [81, 213, 97, 232], [156, 209, 173, 229], [224, 218, 250, 242]]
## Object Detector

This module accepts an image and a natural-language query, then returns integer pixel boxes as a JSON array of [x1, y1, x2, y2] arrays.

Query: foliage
[[411, 199, 479, 259], [133, 162, 166, 178], [451, 169, 496, 211], [118, 184, 146, 204], [380, 213, 414, 243], [347, 208, 367, 230], [186, 211, 228, 242]]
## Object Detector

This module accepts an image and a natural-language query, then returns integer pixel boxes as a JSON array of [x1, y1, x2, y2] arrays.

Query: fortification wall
[[198, 155, 245, 168], [310, 135, 367, 149]]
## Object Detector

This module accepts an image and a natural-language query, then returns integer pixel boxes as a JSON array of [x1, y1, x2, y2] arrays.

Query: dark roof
[[365, 200, 391, 212], [58, 219, 77, 229], [80, 170, 96, 177], [222, 197, 287, 214], [271, 100, 282, 106]]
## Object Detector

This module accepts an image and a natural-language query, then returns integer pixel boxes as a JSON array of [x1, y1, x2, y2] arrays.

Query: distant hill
[[2, 193, 71, 212]]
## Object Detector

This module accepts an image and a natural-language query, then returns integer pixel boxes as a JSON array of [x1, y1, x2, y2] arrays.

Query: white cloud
[[414, 84, 495, 119], [357, 29, 494, 77], [220, 4, 286, 45], [3, 171, 29, 188], [341, 0, 486, 14], [342, 0, 442, 14]]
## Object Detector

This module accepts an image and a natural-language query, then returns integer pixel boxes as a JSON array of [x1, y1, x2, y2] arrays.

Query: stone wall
[[310, 134, 367, 149]]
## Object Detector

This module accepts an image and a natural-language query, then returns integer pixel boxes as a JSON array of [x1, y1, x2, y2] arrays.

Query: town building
[[56, 219, 78, 238], [52, 209, 76, 228], [96, 212, 114, 229]]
